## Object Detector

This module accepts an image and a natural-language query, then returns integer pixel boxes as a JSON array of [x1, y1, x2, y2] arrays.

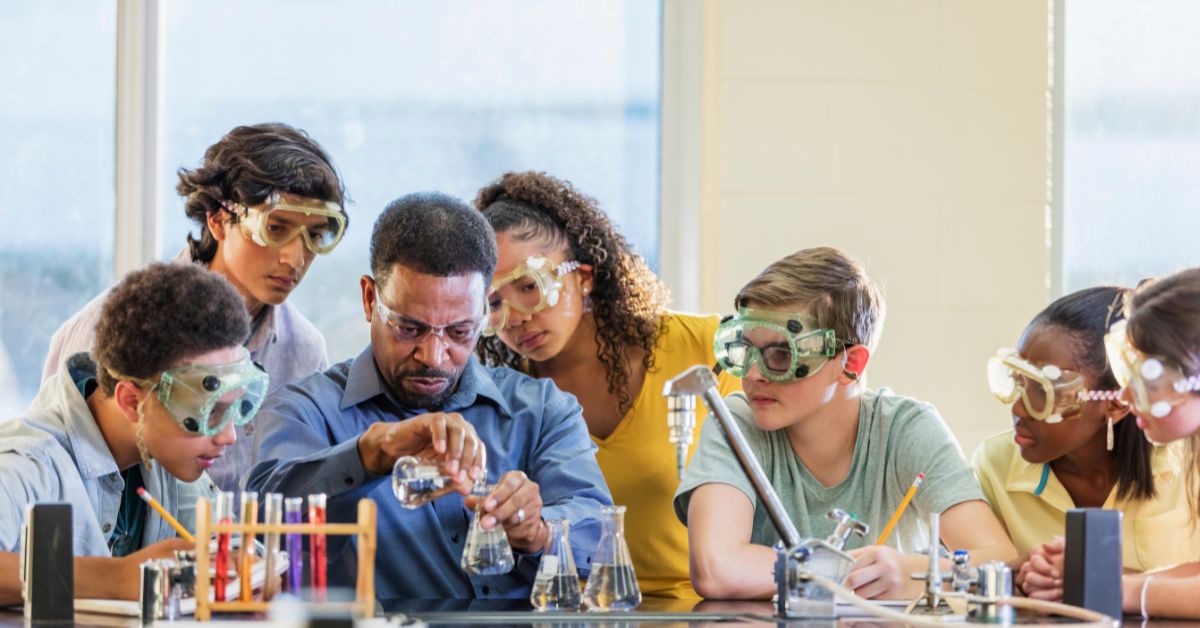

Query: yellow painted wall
[[695, 0, 1051, 456]]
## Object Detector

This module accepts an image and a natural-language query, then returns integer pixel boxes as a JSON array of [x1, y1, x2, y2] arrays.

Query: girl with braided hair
[[475, 171, 739, 599]]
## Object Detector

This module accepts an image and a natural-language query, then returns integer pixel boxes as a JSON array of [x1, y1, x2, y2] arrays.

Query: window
[[1061, 0, 1200, 292], [0, 2, 116, 415], [156, 0, 662, 363]]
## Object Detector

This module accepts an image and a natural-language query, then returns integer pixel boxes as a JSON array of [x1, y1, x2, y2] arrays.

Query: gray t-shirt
[[673, 388, 983, 553]]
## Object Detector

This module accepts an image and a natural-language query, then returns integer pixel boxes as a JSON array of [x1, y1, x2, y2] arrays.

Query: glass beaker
[[582, 505, 641, 611], [530, 519, 582, 611], [392, 455, 455, 508], [461, 481, 515, 576]]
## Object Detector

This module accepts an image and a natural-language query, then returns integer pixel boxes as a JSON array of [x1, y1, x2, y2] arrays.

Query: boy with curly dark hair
[[473, 170, 739, 598], [42, 122, 347, 492], [0, 263, 269, 605]]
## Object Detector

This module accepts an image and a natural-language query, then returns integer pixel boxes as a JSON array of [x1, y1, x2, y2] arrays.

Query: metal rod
[[664, 365, 802, 547]]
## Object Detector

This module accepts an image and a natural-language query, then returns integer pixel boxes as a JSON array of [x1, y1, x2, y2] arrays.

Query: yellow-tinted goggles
[[483, 256, 581, 336], [1105, 320, 1200, 418], [231, 192, 346, 255], [987, 348, 1119, 422]]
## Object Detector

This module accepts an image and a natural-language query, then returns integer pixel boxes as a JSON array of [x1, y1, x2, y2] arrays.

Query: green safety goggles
[[134, 348, 270, 436], [714, 307, 843, 384]]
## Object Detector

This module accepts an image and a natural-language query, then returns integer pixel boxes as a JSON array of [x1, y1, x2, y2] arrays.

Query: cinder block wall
[[696, 0, 1051, 456]]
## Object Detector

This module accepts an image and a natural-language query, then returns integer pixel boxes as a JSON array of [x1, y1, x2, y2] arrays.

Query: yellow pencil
[[137, 487, 196, 543], [876, 472, 924, 546]]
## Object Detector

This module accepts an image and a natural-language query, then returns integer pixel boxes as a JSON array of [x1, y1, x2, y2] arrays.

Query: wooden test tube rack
[[192, 496, 377, 621]]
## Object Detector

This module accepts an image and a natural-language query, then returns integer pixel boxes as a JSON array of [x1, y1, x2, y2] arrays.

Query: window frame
[[112, 0, 697, 306]]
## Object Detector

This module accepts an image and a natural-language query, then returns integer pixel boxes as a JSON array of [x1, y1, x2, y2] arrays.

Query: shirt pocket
[[1132, 505, 1196, 571]]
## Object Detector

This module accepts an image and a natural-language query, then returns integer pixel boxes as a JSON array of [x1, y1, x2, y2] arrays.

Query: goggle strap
[[556, 260, 581, 276], [1077, 389, 1122, 402], [1174, 375, 1200, 394]]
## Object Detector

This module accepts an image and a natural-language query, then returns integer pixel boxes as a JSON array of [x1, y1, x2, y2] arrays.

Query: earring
[[135, 398, 153, 469], [1106, 415, 1114, 452]]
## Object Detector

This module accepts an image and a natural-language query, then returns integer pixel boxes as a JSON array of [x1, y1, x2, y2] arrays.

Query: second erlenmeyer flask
[[530, 519, 581, 611], [461, 480, 515, 576], [582, 505, 641, 611]]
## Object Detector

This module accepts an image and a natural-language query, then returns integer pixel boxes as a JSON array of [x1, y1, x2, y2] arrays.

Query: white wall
[[688, 0, 1051, 456]]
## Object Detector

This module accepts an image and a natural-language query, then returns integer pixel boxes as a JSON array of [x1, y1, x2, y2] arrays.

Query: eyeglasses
[[374, 295, 484, 347]]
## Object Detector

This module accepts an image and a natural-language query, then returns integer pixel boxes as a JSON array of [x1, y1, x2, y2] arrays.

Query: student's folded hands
[[1016, 536, 1064, 600]]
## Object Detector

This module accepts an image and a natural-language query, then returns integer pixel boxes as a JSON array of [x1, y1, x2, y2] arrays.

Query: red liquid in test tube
[[307, 493, 327, 601]]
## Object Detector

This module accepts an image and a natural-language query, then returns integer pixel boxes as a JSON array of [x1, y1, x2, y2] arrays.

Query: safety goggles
[[227, 192, 346, 255], [713, 308, 842, 384], [483, 256, 582, 336], [987, 348, 1120, 423], [375, 295, 485, 348], [1104, 320, 1200, 418], [136, 348, 269, 437]]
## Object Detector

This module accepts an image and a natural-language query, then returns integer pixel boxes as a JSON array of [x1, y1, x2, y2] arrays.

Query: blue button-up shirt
[[0, 353, 217, 555], [245, 346, 612, 599]]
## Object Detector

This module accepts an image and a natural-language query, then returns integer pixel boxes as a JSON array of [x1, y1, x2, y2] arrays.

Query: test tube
[[262, 493, 283, 600], [214, 491, 234, 602], [283, 497, 304, 594], [307, 494, 327, 601], [239, 492, 258, 601]]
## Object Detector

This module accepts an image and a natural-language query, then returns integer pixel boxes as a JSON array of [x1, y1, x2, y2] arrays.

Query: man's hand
[[357, 412, 485, 492], [465, 471, 548, 554], [1016, 537, 1064, 600], [845, 545, 912, 599]]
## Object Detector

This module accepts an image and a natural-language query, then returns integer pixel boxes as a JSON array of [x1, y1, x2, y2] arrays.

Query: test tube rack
[[192, 496, 377, 620]]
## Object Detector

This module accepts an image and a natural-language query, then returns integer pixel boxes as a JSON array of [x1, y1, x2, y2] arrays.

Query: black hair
[[94, 262, 250, 395], [1030, 285, 1155, 501], [370, 192, 497, 282], [176, 122, 347, 264]]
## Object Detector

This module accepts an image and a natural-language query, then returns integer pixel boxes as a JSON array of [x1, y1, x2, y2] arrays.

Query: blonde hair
[[734, 247, 885, 351]]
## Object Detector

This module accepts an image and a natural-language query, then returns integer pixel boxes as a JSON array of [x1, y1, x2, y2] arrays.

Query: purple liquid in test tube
[[284, 497, 304, 594]]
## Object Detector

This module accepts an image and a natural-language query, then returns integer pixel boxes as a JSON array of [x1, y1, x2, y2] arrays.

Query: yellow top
[[971, 430, 1200, 571], [592, 312, 740, 598]]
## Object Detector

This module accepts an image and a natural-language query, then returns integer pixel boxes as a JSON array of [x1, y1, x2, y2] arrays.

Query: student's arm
[[0, 538, 193, 606], [1122, 563, 1200, 619], [686, 483, 777, 599], [846, 500, 1018, 599]]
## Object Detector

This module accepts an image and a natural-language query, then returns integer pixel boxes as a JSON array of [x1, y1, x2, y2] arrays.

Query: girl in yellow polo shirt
[[972, 286, 1200, 595], [473, 171, 739, 599]]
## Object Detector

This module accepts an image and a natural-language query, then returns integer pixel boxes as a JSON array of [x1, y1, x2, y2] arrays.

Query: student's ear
[[207, 209, 229, 242], [112, 380, 143, 425], [577, 263, 594, 296], [840, 345, 871, 384], [1106, 396, 1132, 424], [360, 275, 377, 323]]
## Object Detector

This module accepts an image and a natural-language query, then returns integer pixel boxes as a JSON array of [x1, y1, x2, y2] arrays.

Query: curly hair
[[371, 192, 497, 282], [176, 122, 347, 264], [473, 171, 669, 414], [94, 262, 250, 395]]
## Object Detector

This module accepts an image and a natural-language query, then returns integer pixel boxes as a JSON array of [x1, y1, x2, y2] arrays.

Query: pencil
[[876, 472, 924, 546], [137, 487, 196, 543]]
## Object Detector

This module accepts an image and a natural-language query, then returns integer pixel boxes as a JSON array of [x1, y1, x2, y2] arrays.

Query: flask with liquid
[[392, 456, 455, 508], [461, 480, 515, 575], [530, 519, 581, 611], [582, 505, 640, 611]]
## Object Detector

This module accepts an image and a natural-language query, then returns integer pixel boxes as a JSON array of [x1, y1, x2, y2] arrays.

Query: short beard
[[386, 367, 460, 410]]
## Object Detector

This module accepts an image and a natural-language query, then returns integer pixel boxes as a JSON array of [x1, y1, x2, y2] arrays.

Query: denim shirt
[[245, 347, 613, 599], [39, 250, 330, 493], [0, 353, 217, 554]]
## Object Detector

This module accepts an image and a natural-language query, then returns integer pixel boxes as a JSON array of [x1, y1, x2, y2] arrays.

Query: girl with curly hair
[[475, 171, 739, 598]]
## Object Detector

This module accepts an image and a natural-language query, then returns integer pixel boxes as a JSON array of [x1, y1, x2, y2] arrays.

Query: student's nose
[[278, 234, 309, 270], [214, 419, 238, 446]]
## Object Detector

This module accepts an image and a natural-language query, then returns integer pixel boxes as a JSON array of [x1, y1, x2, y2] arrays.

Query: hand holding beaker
[[357, 411, 485, 484], [464, 470, 547, 553]]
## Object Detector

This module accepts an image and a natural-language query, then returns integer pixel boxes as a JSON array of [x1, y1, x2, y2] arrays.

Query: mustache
[[396, 368, 455, 381]]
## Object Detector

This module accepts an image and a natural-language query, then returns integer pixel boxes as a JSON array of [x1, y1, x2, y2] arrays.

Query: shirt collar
[[339, 345, 513, 417], [50, 354, 121, 481]]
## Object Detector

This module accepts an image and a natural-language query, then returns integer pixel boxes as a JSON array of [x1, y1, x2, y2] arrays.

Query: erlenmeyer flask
[[530, 519, 582, 611], [582, 505, 641, 611], [392, 455, 454, 508], [461, 480, 515, 576]]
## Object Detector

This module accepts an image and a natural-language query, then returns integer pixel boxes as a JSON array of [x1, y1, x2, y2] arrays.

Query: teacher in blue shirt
[[245, 191, 612, 600]]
